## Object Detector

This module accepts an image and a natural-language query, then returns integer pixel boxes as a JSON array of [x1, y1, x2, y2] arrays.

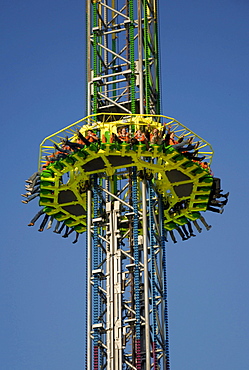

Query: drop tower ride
[[27, 0, 219, 369]]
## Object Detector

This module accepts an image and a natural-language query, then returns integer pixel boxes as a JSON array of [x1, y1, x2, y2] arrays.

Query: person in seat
[[63, 129, 99, 150], [117, 127, 130, 143], [146, 123, 166, 145], [85, 129, 99, 144], [131, 129, 149, 150]]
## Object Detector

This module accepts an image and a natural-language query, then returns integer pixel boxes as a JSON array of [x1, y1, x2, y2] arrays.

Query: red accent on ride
[[136, 339, 142, 370], [93, 346, 98, 370], [152, 342, 158, 369]]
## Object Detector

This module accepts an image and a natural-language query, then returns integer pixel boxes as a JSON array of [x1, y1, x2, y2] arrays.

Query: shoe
[[190, 233, 196, 237], [173, 240, 177, 244], [38, 228, 44, 232], [182, 236, 188, 241], [28, 222, 34, 226], [197, 227, 202, 233], [219, 208, 224, 214], [72, 240, 78, 244], [22, 200, 28, 204], [25, 180, 32, 184], [25, 187, 33, 192], [220, 200, 227, 207], [224, 192, 230, 198], [206, 225, 212, 230], [53, 230, 59, 233], [62, 234, 68, 238], [22, 192, 31, 197]]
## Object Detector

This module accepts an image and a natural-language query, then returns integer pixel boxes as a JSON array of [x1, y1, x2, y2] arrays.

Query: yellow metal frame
[[39, 114, 214, 233]]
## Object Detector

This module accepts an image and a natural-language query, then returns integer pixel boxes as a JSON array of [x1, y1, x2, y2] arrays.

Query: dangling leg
[[53, 220, 61, 233], [47, 216, 54, 229], [22, 192, 40, 204], [28, 209, 44, 226], [57, 222, 66, 234], [187, 221, 196, 237], [181, 225, 190, 238], [193, 220, 202, 233], [199, 215, 212, 230], [169, 230, 177, 244], [38, 214, 49, 232], [207, 205, 224, 214], [72, 232, 79, 244], [175, 227, 187, 241], [62, 226, 70, 237]]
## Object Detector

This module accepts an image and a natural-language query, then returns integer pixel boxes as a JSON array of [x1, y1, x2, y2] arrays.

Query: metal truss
[[86, 0, 161, 116], [85, 1, 169, 368], [87, 169, 169, 369]]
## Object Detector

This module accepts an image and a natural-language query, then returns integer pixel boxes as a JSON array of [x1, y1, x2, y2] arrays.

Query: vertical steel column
[[92, 1, 98, 116], [87, 188, 92, 370], [111, 0, 117, 99], [106, 198, 124, 369], [143, 0, 150, 114], [113, 201, 123, 369], [93, 175, 99, 370], [142, 179, 151, 369], [128, 0, 136, 114], [86, 0, 91, 115], [148, 180, 158, 369], [137, 0, 144, 114], [159, 197, 170, 369], [106, 200, 114, 369], [154, 0, 161, 114], [132, 168, 141, 369]]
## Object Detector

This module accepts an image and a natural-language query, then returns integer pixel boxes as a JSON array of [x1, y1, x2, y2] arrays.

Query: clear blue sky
[[1, 1, 249, 369]]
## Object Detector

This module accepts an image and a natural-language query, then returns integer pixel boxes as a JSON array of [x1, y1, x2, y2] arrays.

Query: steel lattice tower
[[85, 1, 169, 369], [86, 0, 160, 117]]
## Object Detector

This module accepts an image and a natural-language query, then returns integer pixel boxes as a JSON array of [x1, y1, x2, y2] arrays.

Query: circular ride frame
[[39, 113, 213, 234]]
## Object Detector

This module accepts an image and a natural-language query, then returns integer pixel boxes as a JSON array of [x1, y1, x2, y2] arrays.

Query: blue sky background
[[1, 1, 249, 369]]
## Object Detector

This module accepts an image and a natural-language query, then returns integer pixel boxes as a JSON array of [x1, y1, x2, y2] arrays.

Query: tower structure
[[85, 1, 168, 368], [24, 1, 220, 369], [86, 0, 160, 117]]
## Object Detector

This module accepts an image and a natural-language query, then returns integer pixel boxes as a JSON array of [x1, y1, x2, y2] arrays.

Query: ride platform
[[39, 113, 214, 234]]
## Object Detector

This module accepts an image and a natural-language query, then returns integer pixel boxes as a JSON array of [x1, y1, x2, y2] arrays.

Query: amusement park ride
[[23, 1, 228, 369]]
